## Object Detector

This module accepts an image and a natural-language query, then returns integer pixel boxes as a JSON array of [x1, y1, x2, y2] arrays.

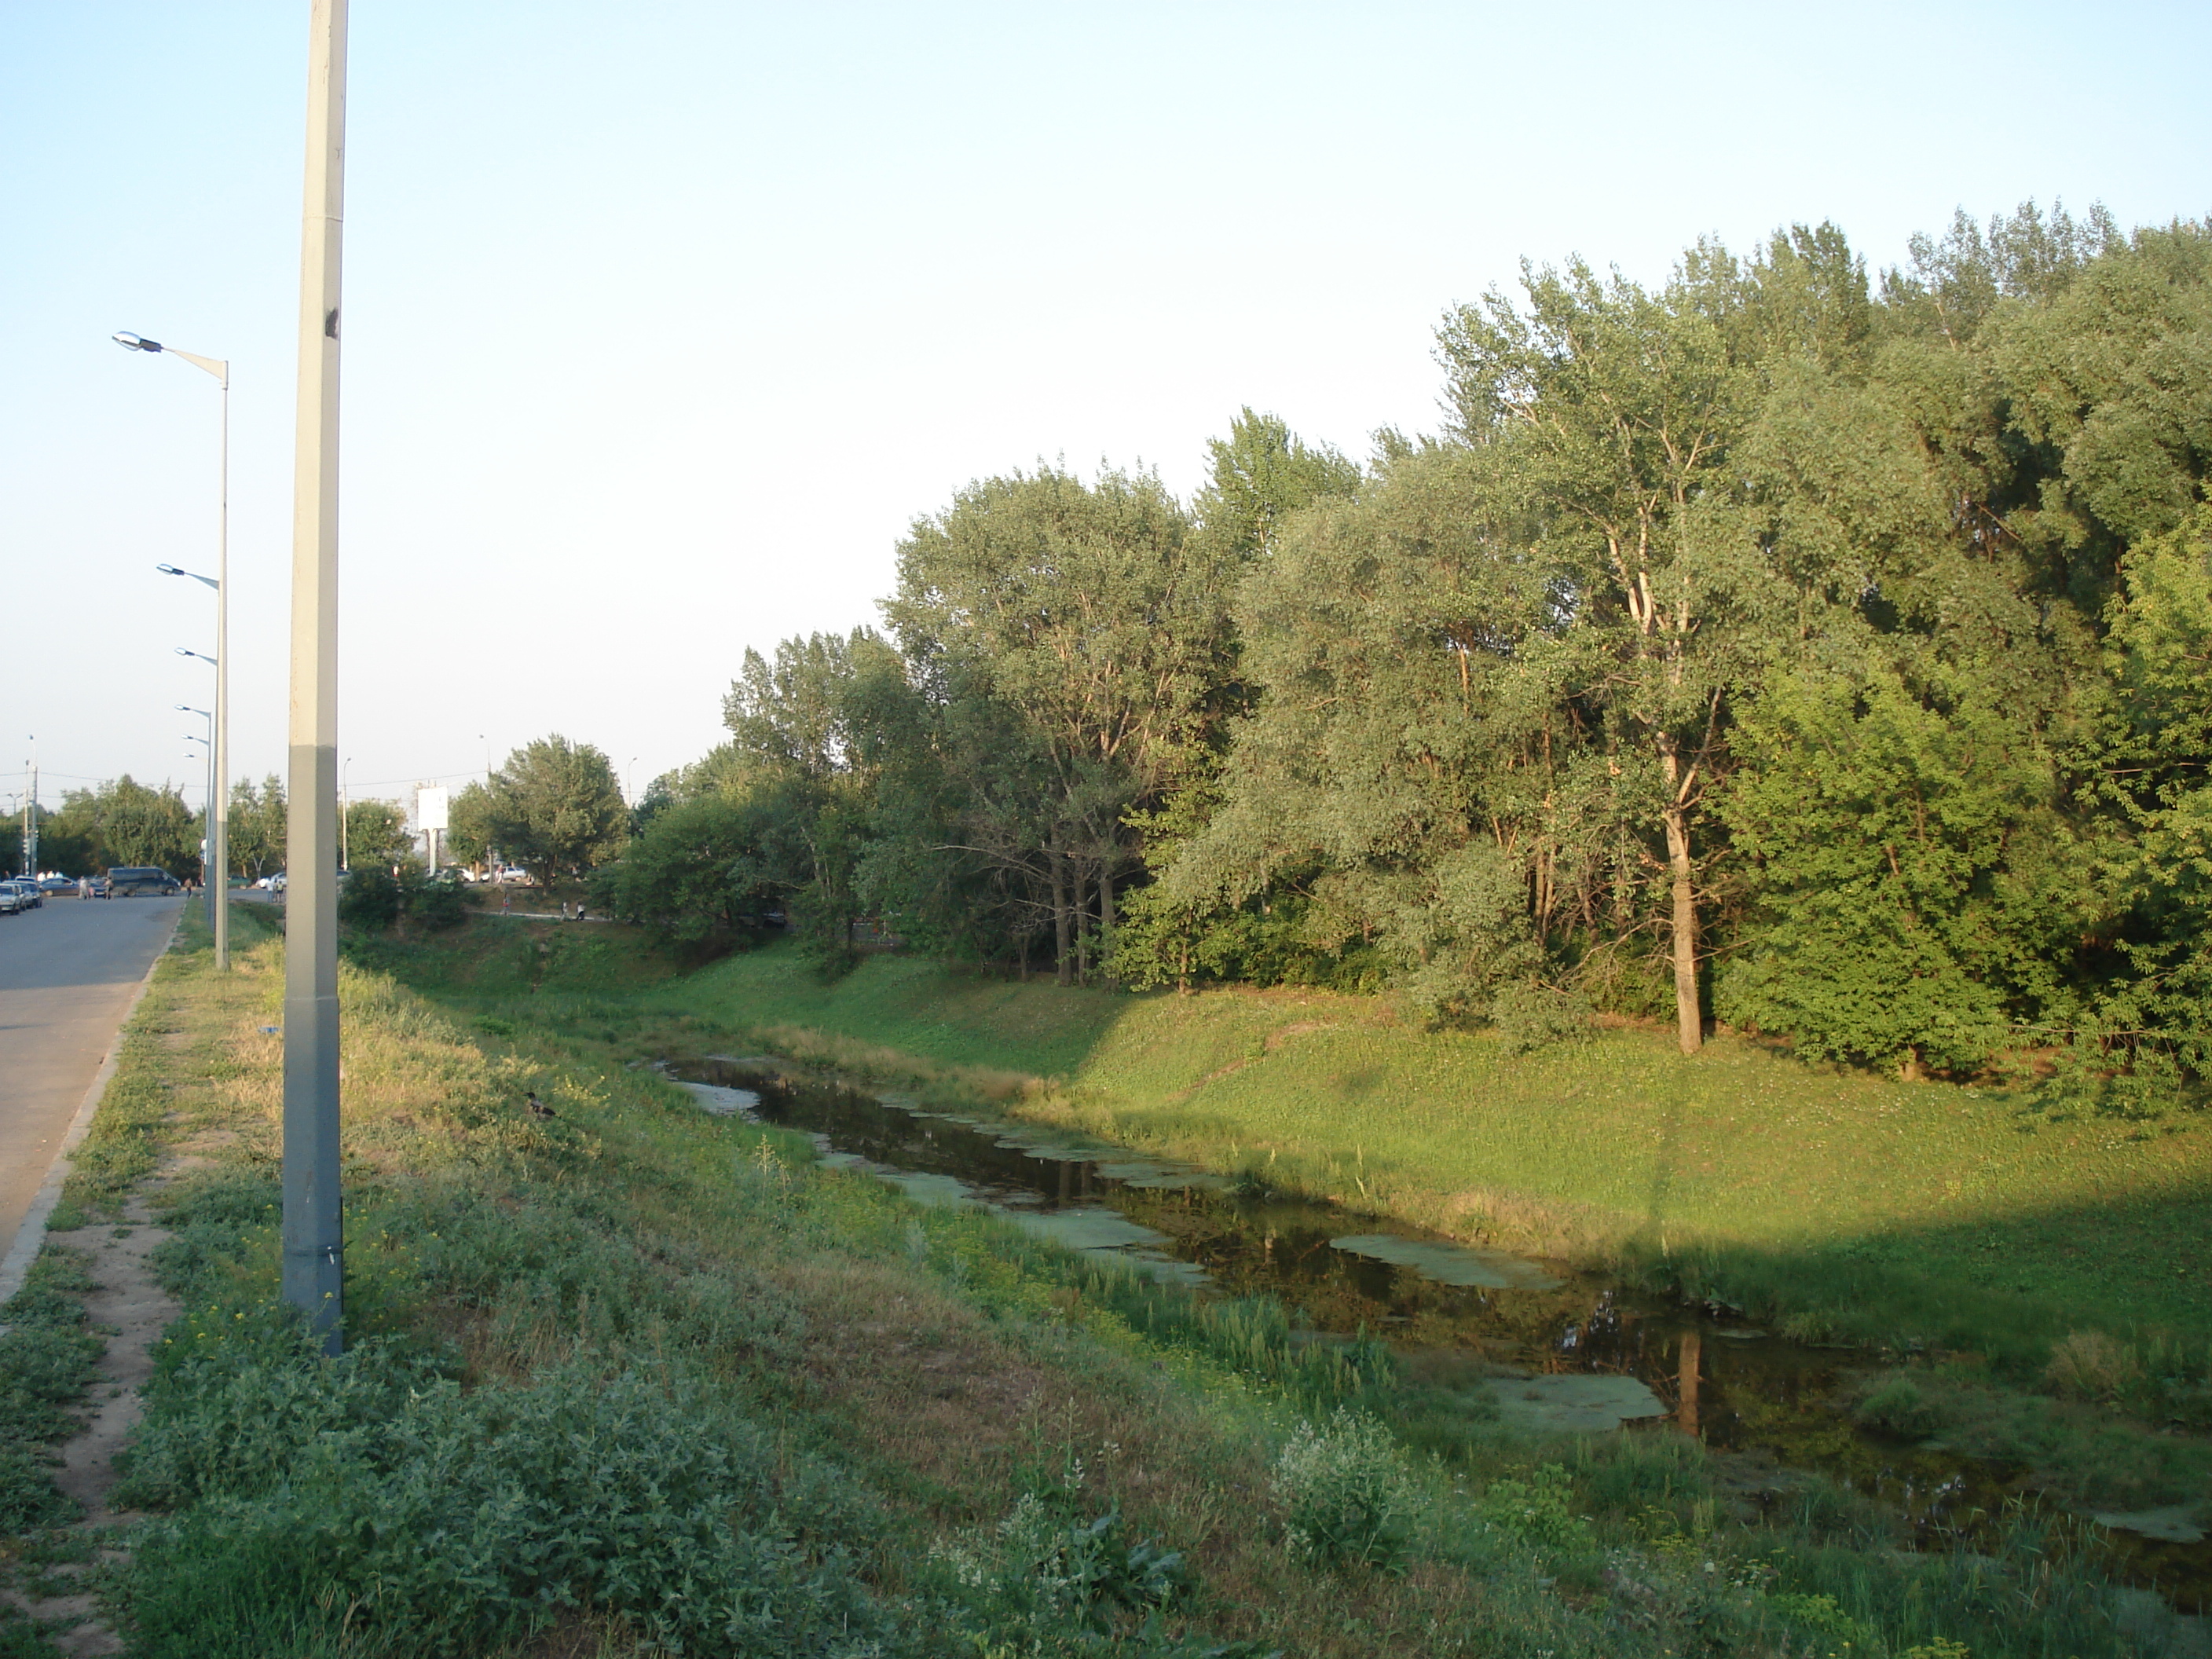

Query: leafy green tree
[[623, 204, 2212, 1087], [1436, 255, 1766, 1052], [227, 775, 286, 880], [1196, 407, 1362, 563], [2077, 503, 2212, 1076], [883, 464, 1230, 983], [1717, 666, 2093, 1074], [720, 629, 906, 970], [595, 795, 786, 949], [475, 736, 628, 887], [41, 777, 199, 874], [344, 799, 414, 870]]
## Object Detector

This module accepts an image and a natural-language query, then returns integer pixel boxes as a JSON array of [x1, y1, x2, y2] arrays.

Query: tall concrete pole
[[281, 0, 346, 1350], [213, 366, 230, 970]]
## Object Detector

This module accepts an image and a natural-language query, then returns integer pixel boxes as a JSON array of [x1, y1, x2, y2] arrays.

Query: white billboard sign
[[416, 786, 449, 833]]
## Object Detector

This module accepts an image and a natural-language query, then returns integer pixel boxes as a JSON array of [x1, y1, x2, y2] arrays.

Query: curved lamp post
[[119, 331, 230, 972], [180, 705, 215, 915]]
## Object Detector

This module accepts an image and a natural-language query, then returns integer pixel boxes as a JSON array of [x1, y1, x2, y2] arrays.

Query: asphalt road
[[0, 895, 181, 1255]]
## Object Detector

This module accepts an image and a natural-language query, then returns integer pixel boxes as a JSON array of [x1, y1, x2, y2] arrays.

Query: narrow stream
[[674, 1057, 2207, 1610]]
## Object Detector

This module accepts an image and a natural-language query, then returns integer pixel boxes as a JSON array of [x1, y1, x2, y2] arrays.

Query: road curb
[[0, 910, 179, 1313]]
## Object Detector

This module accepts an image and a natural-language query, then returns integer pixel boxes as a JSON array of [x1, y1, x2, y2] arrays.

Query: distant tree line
[[53, 201, 2201, 1090], [11, 774, 423, 886], [594, 203, 2212, 1086]]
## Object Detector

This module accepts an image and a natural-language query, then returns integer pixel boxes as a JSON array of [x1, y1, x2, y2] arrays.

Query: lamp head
[[157, 563, 183, 576], [113, 331, 163, 353]]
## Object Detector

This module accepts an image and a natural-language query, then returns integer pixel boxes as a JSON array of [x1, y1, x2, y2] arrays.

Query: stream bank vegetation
[[0, 910, 2191, 1654], [593, 202, 2212, 1106]]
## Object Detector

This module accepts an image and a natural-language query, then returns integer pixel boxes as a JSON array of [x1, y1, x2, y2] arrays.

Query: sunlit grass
[[31, 914, 2175, 1655], [628, 943, 2212, 1363]]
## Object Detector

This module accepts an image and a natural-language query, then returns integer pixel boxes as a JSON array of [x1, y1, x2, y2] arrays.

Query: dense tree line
[[604, 203, 2210, 1082], [28, 777, 200, 877]]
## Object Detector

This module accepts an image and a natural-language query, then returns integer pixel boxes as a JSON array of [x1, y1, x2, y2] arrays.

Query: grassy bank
[[555, 942, 2208, 1373], [0, 913, 2185, 1654]]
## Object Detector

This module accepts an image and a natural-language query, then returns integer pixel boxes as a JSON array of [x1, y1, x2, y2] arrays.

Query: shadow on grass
[[350, 924, 2212, 1372]]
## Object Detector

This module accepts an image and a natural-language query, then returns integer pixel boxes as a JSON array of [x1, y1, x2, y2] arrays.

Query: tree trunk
[[1074, 860, 1090, 987], [1097, 860, 1116, 987], [1661, 802, 1701, 1054], [1051, 849, 1071, 987]]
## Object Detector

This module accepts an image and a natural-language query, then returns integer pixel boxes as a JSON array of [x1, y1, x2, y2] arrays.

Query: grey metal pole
[[214, 368, 230, 970], [197, 737, 214, 914], [281, 0, 347, 1351], [118, 337, 227, 955]]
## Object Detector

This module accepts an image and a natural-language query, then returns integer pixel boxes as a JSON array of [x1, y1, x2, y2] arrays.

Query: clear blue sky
[[4, 1, 2207, 822]]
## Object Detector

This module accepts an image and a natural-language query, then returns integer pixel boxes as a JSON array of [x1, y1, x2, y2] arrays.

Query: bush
[[336, 866, 401, 928], [1270, 1410, 1418, 1572], [339, 866, 468, 932], [932, 1496, 1190, 1639], [118, 1322, 896, 1658], [2046, 1331, 2144, 1401], [1476, 1463, 1591, 1551], [1851, 1377, 1944, 1437]]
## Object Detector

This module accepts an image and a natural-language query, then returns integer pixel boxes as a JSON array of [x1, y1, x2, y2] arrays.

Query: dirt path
[[7, 1191, 181, 1657]]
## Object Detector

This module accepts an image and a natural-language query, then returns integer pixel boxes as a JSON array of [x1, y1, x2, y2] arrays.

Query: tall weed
[[1269, 1410, 1419, 1572], [119, 1319, 896, 1658]]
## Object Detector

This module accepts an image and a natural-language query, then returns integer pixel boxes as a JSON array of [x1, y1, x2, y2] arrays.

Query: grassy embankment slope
[[13, 906, 2166, 1657], [610, 943, 2212, 1367]]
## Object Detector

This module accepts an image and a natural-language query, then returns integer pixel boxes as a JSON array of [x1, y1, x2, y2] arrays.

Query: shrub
[[1765, 1590, 1877, 1648], [2045, 1331, 2143, 1401], [1489, 980, 1594, 1053], [116, 1317, 895, 1658], [934, 1496, 1188, 1635], [1476, 1463, 1591, 1551], [1270, 1410, 1418, 1572], [337, 865, 401, 927], [1851, 1377, 1944, 1437]]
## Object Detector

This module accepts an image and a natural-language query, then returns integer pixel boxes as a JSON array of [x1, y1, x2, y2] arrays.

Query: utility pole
[[213, 361, 229, 969], [282, 0, 347, 1352], [20, 740, 33, 876]]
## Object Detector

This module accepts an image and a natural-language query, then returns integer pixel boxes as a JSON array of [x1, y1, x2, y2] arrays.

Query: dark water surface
[[677, 1057, 2207, 1610]]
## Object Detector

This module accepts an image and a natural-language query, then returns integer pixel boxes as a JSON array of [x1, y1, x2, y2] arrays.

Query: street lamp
[[181, 706, 216, 920], [120, 328, 231, 972]]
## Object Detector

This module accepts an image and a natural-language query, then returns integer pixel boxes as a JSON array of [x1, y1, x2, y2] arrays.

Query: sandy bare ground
[[5, 1189, 181, 1657]]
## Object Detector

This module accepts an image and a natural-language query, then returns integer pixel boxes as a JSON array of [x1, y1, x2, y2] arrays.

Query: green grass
[[606, 943, 2212, 1369], [5, 912, 2188, 1654]]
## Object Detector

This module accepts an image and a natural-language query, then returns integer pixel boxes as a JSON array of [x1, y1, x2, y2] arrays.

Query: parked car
[[107, 866, 183, 897], [254, 871, 286, 891], [0, 883, 21, 915], [37, 875, 74, 895], [84, 875, 111, 899], [2, 879, 40, 910]]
